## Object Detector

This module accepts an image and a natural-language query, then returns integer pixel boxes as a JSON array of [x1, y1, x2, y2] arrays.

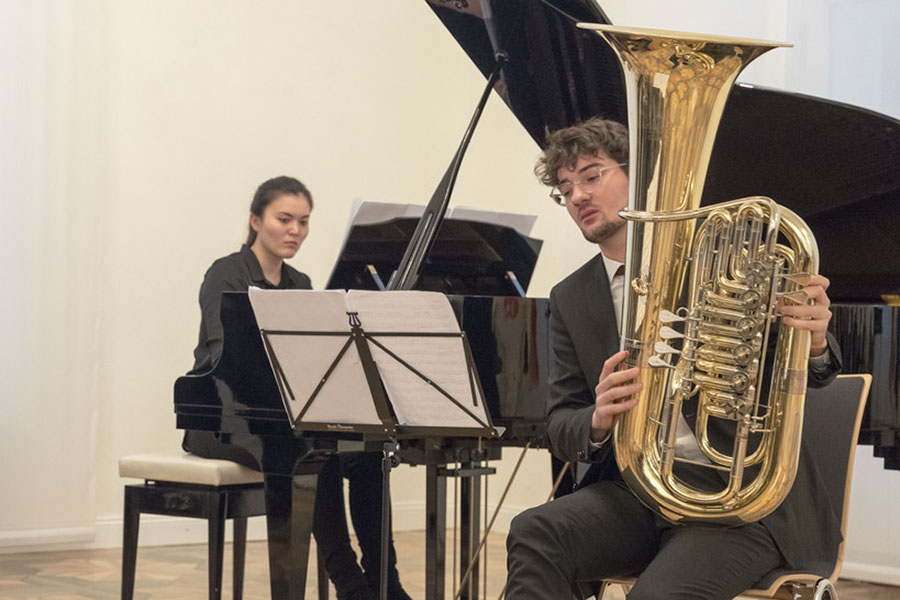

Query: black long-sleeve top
[[191, 244, 311, 374]]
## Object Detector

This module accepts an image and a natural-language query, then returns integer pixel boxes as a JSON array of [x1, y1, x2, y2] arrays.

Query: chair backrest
[[801, 374, 871, 576], [748, 373, 871, 595]]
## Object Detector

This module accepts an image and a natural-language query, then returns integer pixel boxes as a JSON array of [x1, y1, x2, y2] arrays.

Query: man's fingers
[[807, 274, 831, 290], [609, 398, 638, 413], [593, 350, 642, 433], [596, 361, 640, 395], [596, 397, 639, 420], [593, 375, 641, 432], [803, 285, 831, 308], [781, 314, 823, 327], [779, 303, 831, 320], [596, 381, 642, 406], [600, 350, 629, 378], [779, 299, 831, 327]]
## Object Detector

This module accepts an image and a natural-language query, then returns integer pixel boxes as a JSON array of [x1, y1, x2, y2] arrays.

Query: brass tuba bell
[[577, 24, 819, 525]]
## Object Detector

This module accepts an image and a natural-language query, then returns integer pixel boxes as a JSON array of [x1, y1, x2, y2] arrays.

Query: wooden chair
[[589, 373, 871, 600], [119, 453, 330, 600]]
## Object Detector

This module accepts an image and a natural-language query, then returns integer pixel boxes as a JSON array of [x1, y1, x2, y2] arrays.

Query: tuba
[[578, 24, 819, 525]]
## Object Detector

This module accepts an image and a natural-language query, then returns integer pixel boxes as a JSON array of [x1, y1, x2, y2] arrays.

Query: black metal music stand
[[253, 294, 497, 600], [258, 311, 496, 439]]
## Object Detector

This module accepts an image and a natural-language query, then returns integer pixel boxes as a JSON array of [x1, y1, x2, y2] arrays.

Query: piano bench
[[118, 453, 266, 600], [119, 453, 331, 599]]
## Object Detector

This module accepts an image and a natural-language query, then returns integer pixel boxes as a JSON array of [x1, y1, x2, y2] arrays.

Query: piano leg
[[423, 455, 497, 600], [425, 463, 447, 600], [263, 460, 326, 600], [459, 461, 481, 600]]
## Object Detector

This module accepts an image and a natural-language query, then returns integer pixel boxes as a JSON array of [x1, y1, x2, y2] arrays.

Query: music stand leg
[[380, 442, 399, 600]]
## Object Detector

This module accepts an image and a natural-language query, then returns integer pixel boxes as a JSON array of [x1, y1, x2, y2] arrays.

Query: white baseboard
[[840, 561, 900, 587], [0, 526, 95, 552]]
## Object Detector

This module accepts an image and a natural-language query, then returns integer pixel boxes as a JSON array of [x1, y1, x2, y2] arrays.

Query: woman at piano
[[184, 175, 411, 600]]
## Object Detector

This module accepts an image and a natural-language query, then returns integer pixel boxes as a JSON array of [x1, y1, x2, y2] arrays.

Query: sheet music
[[346, 198, 425, 228], [247, 288, 491, 432], [346, 290, 489, 429], [447, 205, 536, 238], [248, 288, 350, 332], [343, 199, 536, 237], [247, 288, 381, 426]]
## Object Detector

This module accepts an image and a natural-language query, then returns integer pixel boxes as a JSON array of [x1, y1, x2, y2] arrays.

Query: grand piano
[[175, 2, 900, 599]]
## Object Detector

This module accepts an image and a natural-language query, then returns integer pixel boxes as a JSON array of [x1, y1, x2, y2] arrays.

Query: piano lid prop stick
[[388, 52, 507, 291]]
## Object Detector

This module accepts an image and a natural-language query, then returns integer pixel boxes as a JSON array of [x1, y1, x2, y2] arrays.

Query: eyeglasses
[[549, 163, 627, 206]]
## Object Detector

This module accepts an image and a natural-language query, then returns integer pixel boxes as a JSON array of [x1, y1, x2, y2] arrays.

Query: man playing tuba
[[504, 118, 842, 600]]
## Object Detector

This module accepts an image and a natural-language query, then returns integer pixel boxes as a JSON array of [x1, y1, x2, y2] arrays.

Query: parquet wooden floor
[[0, 530, 897, 599]]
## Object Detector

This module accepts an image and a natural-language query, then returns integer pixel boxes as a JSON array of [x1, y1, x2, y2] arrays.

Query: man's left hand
[[777, 273, 832, 357]]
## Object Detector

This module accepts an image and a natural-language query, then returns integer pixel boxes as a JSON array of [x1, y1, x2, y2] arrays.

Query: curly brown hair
[[535, 118, 629, 187]]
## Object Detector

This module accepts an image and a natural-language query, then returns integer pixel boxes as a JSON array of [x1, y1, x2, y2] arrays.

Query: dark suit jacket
[[546, 253, 844, 573]]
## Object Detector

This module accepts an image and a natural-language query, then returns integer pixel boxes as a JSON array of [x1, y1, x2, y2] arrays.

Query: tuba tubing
[[578, 23, 818, 525]]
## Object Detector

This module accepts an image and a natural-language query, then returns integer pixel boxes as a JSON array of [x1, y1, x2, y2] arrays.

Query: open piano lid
[[426, 0, 900, 303]]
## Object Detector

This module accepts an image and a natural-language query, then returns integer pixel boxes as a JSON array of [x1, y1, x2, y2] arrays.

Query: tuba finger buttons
[[659, 310, 685, 324], [654, 341, 680, 355], [737, 317, 759, 340], [740, 290, 762, 310], [732, 343, 754, 366], [730, 371, 751, 393], [659, 326, 684, 340]]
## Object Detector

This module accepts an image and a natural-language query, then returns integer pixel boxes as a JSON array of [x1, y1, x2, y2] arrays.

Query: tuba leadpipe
[[577, 23, 819, 525]]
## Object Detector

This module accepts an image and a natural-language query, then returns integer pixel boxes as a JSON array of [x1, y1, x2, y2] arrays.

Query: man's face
[[557, 152, 629, 245]]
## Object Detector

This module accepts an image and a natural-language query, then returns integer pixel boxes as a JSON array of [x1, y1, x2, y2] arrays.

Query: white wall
[[0, 0, 106, 546], [2, 0, 898, 586]]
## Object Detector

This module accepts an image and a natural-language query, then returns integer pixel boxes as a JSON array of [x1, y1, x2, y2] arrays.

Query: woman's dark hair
[[535, 118, 629, 187], [246, 176, 313, 245]]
